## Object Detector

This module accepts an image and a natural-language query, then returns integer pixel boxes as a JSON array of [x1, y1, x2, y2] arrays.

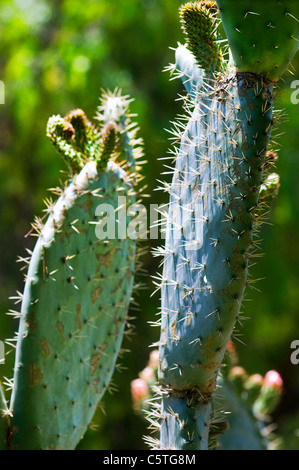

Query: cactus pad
[[8, 91, 143, 449], [216, 0, 299, 81]]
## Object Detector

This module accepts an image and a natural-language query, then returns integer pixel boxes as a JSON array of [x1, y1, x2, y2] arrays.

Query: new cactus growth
[[179, 2, 223, 74], [151, 0, 298, 450], [5, 91, 143, 449]]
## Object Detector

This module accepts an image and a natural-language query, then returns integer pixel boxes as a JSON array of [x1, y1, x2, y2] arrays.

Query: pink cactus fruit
[[264, 370, 283, 389], [131, 378, 149, 406]]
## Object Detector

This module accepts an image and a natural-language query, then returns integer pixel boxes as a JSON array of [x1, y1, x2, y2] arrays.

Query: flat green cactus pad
[[7, 90, 143, 450], [216, 0, 299, 81]]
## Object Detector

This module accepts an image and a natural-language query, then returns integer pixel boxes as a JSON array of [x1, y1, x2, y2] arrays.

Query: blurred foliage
[[0, 0, 298, 450]]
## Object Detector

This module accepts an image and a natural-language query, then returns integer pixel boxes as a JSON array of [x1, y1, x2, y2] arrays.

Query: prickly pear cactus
[[152, 0, 298, 450], [7, 91, 143, 450]]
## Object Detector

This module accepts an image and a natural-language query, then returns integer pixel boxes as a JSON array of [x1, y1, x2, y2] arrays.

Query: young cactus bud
[[253, 370, 283, 416], [64, 108, 90, 153], [179, 1, 223, 74], [228, 366, 248, 395], [96, 121, 118, 171], [46, 115, 83, 172], [131, 378, 150, 411], [244, 374, 264, 405]]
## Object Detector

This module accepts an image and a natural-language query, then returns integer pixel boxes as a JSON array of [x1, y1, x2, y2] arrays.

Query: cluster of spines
[[46, 109, 93, 173], [46, 89, 145, 184], [179, 1, 224, 75], [95, 89, 145, 184]]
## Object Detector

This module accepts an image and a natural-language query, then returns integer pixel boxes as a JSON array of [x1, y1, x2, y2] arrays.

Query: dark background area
[[0, 0, 298, 450]]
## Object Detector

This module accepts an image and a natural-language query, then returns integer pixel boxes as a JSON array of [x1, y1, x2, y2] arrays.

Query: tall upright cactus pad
[[7, 91, 143, 450], [158, 69, 273, 451], [152, 0, 297, 450], [159, 71, 274, 388]]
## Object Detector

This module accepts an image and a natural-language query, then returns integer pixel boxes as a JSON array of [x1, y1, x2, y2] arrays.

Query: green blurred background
[[0, 0, 298, 450]]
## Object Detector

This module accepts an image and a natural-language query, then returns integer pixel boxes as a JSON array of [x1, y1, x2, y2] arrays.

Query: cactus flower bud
[[131, 378, 149, 403], [228, 366, 248, 395], [253, 370, 283, 416], [244, 373, 264, 404], [264, 370, 283, 389]]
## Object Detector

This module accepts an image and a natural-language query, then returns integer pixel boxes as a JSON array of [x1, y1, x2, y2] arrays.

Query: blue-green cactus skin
[[160, 392, 211, 450], [154, 0, 299, 449], [9, 161, 136, 450], [155, 0, 280, 444], [8, 92, 142, 450], [159, 69, 273, 387], [174, 43, 205, 101]]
